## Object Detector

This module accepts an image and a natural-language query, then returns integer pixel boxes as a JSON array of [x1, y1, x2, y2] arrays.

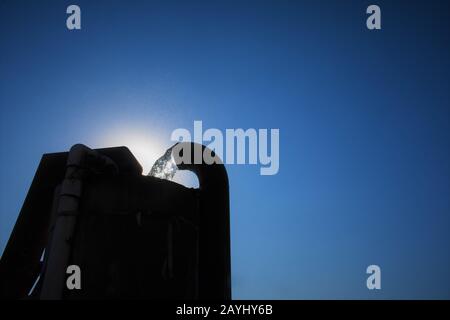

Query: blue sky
[[1, 0, 449, 299]]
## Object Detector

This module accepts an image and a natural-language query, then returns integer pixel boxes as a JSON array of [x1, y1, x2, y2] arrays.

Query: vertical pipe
[[172, 142, 231, 299], [40, 144, 117, 299]]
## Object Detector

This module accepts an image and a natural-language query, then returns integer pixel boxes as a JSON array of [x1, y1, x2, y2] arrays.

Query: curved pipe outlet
[[170, 142, 231, 299]]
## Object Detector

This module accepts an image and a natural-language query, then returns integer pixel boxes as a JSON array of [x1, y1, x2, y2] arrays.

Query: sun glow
[[94, 125, 198, 188], [97, 128, 167, 175]]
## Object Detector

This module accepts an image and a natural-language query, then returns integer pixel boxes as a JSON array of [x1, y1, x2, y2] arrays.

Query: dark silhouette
[[0, 143, 231, 299]]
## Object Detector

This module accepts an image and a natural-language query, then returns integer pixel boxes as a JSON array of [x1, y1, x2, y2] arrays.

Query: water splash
[[148, 149, 177, 180]]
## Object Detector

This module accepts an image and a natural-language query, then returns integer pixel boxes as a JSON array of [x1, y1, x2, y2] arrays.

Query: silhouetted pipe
[[171, 142, 231, 299], [40, 144, 118, 299]]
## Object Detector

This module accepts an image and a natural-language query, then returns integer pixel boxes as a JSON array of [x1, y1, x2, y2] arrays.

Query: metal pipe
[[170, 142, 231, 299], [40, 144, 118, 299]]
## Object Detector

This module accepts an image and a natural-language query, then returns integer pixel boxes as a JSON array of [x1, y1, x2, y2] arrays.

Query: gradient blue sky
[[1, 0, 449, 299]]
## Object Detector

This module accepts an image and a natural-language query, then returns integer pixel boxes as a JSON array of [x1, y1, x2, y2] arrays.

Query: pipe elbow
[[170, 142, 228, 191]]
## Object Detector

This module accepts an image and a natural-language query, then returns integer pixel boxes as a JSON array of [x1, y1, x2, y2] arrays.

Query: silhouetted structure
[[0, 143, 231, 299]]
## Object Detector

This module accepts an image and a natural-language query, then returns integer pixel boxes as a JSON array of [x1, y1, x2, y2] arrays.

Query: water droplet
[[148, 149, 177, 180]]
